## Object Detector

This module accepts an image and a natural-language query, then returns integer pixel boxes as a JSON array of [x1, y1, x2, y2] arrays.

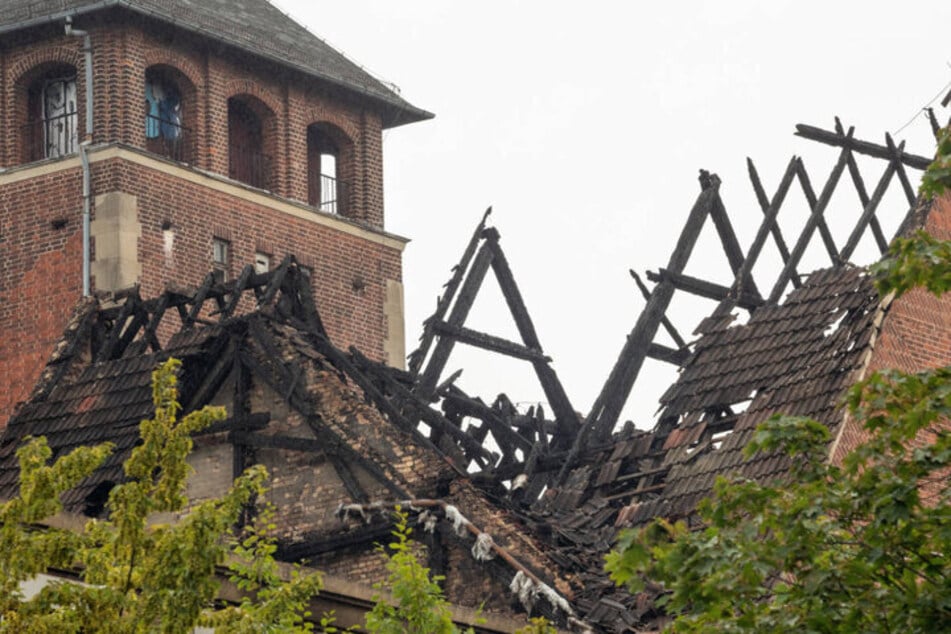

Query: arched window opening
[[144, 67, 186, 161], [307, 123, 352, 215], [23, 64, 78, 162], [228, 96, 270, 189]]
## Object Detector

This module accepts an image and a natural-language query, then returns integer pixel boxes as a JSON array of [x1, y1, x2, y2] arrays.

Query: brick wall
[[0, 16, 387, 227], [0, 164, 85, 428], [0, 13, 403, 428], [0, 150, 404, 429], [109, 155, 403, 358], [831, 193, 951, 469]]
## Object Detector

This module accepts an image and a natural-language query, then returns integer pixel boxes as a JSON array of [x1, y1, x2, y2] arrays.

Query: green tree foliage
[[513, 617, 557, 634], [606, 224, 951, 630], [920, 125, 951, 199], [0, 358, 322, 632], [364, 507, 474, 634]]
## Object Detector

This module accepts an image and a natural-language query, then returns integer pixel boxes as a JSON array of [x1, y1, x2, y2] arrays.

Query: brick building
[[0, 0, 432, 429], [1, 3, 950, 632]]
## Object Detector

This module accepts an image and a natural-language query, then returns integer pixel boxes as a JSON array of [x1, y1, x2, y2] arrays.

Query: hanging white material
[[43, 77, 77, 158]]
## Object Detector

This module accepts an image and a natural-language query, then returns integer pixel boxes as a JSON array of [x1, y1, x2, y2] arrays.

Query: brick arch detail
[[302, 111, 359, 145], [223, 79, 281, 118], [141, 48, 204, 93], [10, 46, 84, 86]]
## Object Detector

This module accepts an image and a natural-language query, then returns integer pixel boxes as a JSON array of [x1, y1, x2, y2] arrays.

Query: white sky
[[279, 0, 951, 429]]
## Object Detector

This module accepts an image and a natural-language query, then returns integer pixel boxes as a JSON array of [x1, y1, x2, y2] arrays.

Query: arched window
[[24, 64, 78, 161], [144, 67, 185, 161], [307, 123, 352, 215], [228, 96, 271, 189]]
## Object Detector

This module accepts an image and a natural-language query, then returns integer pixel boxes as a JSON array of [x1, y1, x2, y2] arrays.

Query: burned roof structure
[[2, 113, 949, 631]]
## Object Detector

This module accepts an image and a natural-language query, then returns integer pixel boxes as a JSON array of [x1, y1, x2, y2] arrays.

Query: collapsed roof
[[0, 117, 945, 631]]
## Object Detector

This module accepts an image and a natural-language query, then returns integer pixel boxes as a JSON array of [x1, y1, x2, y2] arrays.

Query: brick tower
[[0, 0, 431, 427]]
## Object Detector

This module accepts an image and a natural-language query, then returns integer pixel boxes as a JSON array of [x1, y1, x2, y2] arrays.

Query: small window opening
[[25, 66, 78, 161], [212, 238, 230, 283], [228, 97, 268, 188], [307, 124, 349, 215], [254, 252, 270, 274], [145, 69, 185, 161]]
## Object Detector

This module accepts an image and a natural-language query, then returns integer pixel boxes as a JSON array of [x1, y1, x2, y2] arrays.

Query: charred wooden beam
[[439, 390, 533, 453], [258, 255, 292, 308], [330, 455, 369, 503], [409, 208, 491, 377], [195, 412, 270, 436], [717, 156, 800, 317], [293, 268, 327, 337], [111, 306, 151, 359], [95, 295, 137, 361], [769, 144, 851, 303], [230, 431, 326, 455], [646, 269, 763, 310], [184, 272, 215, 329], [218, 264, 254, 318], [793, 159, 840, 264], [795, 122, 931, 170], [603, 483, 666, 501], [431, 321, 550, 363], [185, 339, 236, 413], [747, 158, 800, 287], [277, 522, 395, 560], [927, 107, 942, 138], [417, 240, 495, 399], [232, 350, 251, 482], [485, 231, 581, 443], [840, 157, 897, 262], [708, 187, 760, 299], [885, 134, 917, 208], [833, 118, 888, 254], [630, 271, 688, 349], [586, 176, 720, 449], [139, 292, 169, 352], [349, 347, 494, 468], [646, 342, 690, 366]]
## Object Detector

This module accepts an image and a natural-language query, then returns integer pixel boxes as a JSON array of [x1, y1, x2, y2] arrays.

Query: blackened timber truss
[[31, 118, 939, 519], [585, 118, 932, 445], [404, 118, 936, 494]]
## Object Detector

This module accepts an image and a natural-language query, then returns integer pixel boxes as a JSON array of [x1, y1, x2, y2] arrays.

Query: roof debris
[[0, 119, 941, 632]]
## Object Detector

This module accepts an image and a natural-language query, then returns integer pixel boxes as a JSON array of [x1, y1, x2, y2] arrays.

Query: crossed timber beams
[[88, 255, 323, 363], [583, 119, 931, 447], [410, 215, 582, 450]]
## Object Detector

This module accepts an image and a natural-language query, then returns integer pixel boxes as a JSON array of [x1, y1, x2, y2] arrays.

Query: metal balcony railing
[[228, 142, 271, 189], [145, 114, 189, 162], [21, 111, 78, 162], [317, 174, 349, 215]]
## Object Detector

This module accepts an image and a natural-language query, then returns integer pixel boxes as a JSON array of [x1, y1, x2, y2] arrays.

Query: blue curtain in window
[[145, 79, 181, 140], [145, 81, 161, 139]]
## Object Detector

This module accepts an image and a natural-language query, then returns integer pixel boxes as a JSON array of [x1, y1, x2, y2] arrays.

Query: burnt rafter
[[410, 221, 581, 452], [575, 118, 932, 446], [85, 255, 317, 363]]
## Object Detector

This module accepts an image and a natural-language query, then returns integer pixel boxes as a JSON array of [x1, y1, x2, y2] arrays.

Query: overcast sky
[[279, 0, 950, 429]]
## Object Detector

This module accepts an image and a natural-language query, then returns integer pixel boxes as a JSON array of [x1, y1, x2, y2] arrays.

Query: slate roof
[[0, 0, 431, 127]]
